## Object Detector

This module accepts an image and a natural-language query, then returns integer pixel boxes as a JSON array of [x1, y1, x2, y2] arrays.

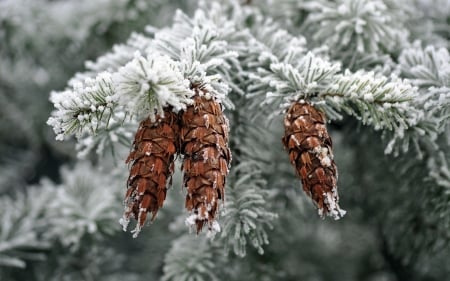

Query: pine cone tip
[[318, 188, 346, 220], [185, 213, 221, 237]]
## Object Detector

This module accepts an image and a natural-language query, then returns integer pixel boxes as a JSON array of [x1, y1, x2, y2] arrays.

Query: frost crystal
[[114, 52, 193, 121]]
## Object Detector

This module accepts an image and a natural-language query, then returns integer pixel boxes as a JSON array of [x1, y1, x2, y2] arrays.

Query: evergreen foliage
[[1, 0, 450, 280]]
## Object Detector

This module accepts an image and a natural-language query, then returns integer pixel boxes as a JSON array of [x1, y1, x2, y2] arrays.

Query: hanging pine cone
[[120, 109, 179, 237], [180, 87, 231, 234], [282, 100, 346, 219]]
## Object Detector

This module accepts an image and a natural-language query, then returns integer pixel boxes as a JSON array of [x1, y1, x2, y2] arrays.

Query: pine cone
[[120, 109, 179, 237], [180, 89, 231, 233], [282, 101, 346, 219]]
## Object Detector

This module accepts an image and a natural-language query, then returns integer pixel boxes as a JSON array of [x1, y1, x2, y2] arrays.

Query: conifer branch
[[220, 162, 277, 257], [304, 0, 409, 64], [398, 45, 450, 132], [0, 187, 53, 269], [162, 235, 224, 281], [47, 72, 117, 141]]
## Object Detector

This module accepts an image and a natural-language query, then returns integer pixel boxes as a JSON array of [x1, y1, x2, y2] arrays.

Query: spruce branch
[[248, 18, 307, 67], [47, 72, 117, 141], [398, 44, 450, 132], [48, 5, 242, 154], [265, 53, 341, 104], [254, 49, 429, 155], [75, 120, 136, 158], [429, 152, 450, 190], [319, 71, 420, 131], [399, 44, 450, 88], [70, 33, 154, 85], [45, 163, 122, 250], [220, 162, 277, 257], [0, 187, 53, 269], [152, 6, 243, 106], [162, 235, 225, 281], [305, 0, 409, 64], [114, 52, 193, 121]]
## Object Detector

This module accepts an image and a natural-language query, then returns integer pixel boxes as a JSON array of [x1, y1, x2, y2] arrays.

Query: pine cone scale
[[180, 91, 231, 233], [120, 109, 179, 237]]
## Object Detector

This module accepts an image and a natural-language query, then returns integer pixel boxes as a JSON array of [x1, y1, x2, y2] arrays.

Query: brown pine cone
[[282, 100, 345, 219], [180, 89, 231, 234], [120, 109, 179, 237]]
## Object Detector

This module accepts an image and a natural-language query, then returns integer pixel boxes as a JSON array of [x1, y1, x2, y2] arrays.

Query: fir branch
[[319, 71, 420, 130], [266, 53, 341, 103], [45, 163, 122, 250], [398, 45, 450, 132], [254, 48, 430, 155], [304, 0, 409, 64], [390, 44, 450, 155], [319, 71, 437, 155], [220, 162, 277, 257], [0, 187, 53, 269], [248, 18, 307, 66], [70, 33, 154, 86], [47, 72, 117, 141], [162, 235, 225, 281], [152, 7, 243, 106], [113, 52, 193, 121], [399, 44, 450, 88], [429, 152, 450, 190], [75, 120, 135, 158]]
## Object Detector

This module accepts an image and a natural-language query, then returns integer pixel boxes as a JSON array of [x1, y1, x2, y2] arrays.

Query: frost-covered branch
[[48, 5, 244, 157], [398, 44, 450, 132], [220, 162, 277, 257], [319, 71, 420, 131], [0, 187, 53, 268], [304, 0, 409, 65], [70, 33, 154, 85], [399, 45, 450, 88], [45, 163, 123, 250], [252, 49, 427, 154], [428, 152, 450, 190], [152, 6, 244, 105], [162, 235, 224, 281], [114, 52, 193, 121], [47, 72, 117, 141]]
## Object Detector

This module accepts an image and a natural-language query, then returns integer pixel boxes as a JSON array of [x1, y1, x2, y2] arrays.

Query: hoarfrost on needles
[[114, 51, 193, 121]]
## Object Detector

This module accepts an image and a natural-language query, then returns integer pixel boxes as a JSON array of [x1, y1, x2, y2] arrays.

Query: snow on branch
[[398, 44, 450, 132], [47, 72, 117, 141], [114, 52, 193, 121], [48, 6, 240, 153], [319, 71, 420, 131], [153, 7, 242, 105], [0, 187, 53, 268], [429, 152, 450, 189], [162, 235, 224, 281], [70, 33, 154, 85], [305, 0, 408, 60], [220, 161, 278, 257], [46, 162, 122, 250], [254, 50, 428, 155], [266, 53, 341, 103], [249, 18, 307, 67], [399, 44, 450, 88]]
